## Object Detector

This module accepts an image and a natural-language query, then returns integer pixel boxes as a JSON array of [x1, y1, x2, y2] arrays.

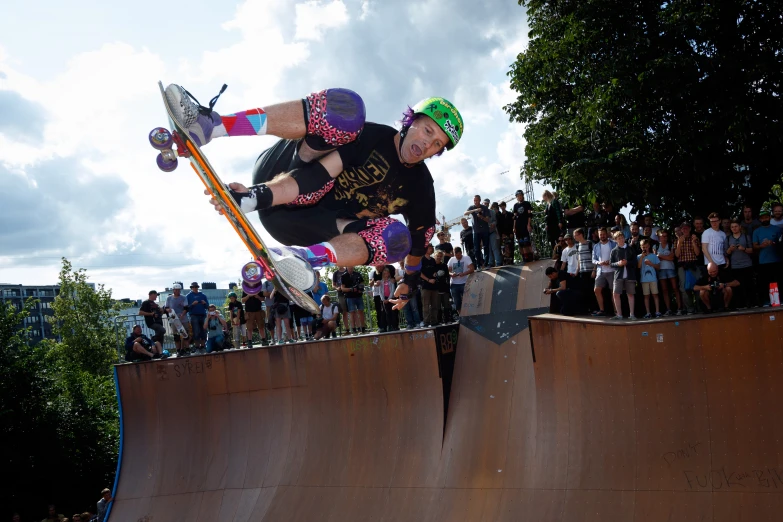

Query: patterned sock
[[302, 242, 338, 268], [214, 108, 268, 138]]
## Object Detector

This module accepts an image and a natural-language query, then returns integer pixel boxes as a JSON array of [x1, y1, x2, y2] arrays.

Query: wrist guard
[[400, 270, 422, 300], [230, 184, 273, 214]]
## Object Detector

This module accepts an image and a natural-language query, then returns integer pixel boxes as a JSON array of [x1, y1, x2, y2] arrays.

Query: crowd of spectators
[[543, 201, 783, 319], [12, 488, 112, 522]]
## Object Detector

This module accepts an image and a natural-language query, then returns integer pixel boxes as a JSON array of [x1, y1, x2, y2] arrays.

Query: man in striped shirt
[[574, 228, 596, 312]]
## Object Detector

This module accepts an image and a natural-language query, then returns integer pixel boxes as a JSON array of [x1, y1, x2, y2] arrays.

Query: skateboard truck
[[149, 127, 191, 172], [241, 260, 265, 295]]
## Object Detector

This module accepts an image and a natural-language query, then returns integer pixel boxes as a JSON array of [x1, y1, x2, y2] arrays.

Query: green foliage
[[506, 0, 783, 227], [0, 259, 120, 519]]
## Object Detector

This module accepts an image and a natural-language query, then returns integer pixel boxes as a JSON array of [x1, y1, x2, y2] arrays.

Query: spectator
[[642, 225, 659, 250], [542, 190, 565, 248], [139, 290, 166, 350], [396, 260, 424, 328], [573, 228, 596, 311], [242, 289, 267, 348], [459, 218, 474, 260], [203, 304, 227, 352], [260, 279, 277, 340], [693, 216, 707, 271], [772, 202, 783, 229], [420, 245, 438, 327], [615, 214, 631, 240], [610, 230, 639, 320], [642, 214, 660, 241], [702, 212, 728, 270], [720, 217, 732, 235], [725, 218, 755, 308], [552, 235, 566, 271], [591, 227, 617, 316], [627, 221, 644, 257], [675, 221, 702, 314], [512, 190, 534, 263], [226, 292, 246, 348], [41, 505, 64, 522], [586, 201, 604, 238], [331, 267, 350, 329], [186, 282, 209, 351], [448, 247, 475, 315], [314, 295, 340, 340], [487, 201, 502, 267], [497, 201, 514, 246], [694, 262, 740, 313], [741, 205, 761, 237], [378, 267, 399, 330], [71, 514, 82, 522], [602, 202, 619, 229], [637, 239, 662, 318], [544, 266, 582, 316], [311, 272, 328, 305], [752, 209, 783, 306], [564, 203, 586, 236], [653, 229, 682, 315], [80, 514, 91, 522], [124, 324, 161, 361], [12, 513, 20, 522], [270, 288, 293, 343], [164, 283, 189, 355], [464, 195, 491, 269], [432, 251, 453, 323], [371, 262, 399, 332], [560, 234, 578, 276], [340, 266, 367, 334], [295, 297, 315, 340], [435, 230, 454, 264]]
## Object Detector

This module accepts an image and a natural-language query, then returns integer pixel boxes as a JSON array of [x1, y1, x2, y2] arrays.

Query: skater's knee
[[304, 88, 365, 149], [346, 217, 411, 265]]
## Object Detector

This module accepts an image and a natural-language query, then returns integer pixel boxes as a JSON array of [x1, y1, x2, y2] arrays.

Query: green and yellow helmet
[[411, 97, 464, 150]]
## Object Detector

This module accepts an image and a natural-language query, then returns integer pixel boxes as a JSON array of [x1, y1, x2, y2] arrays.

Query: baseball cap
[[759, 209, 771, 216], [149, 290, 158, 295], [515, 190, 524, 196], [132, 324, 141, 329], [172, 283, 182, 289], [190, 282, 200, 288]]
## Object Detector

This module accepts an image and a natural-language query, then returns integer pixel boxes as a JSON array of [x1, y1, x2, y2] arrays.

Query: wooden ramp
[[108, 261, 783, 521]]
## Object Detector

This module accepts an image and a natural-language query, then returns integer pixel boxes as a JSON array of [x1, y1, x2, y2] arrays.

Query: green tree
[[505, 0, 783, 227]]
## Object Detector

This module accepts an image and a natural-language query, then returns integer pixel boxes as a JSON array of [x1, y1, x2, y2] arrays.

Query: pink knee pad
[[288, 179, 335, 207], [305, 88, 365, 148], [355, 217, 412, 265]]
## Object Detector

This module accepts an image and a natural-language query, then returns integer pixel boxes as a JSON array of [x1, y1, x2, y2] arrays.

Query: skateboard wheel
[[241, 261, 264, 284], [149, 127, 173, 150], [156, 153, 178, 172], [242, 280, 263, 295]]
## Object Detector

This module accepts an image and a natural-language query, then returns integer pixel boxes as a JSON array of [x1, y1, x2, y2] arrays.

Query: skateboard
[[149, 81, 320, 315], [166, 312, 189, 339]]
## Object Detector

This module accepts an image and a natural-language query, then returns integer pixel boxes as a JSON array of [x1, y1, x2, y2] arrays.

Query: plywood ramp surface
[[109, 261, 783, 521]]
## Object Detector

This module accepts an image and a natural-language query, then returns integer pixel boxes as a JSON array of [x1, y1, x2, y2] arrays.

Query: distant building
[[0, 284, 61, 341]]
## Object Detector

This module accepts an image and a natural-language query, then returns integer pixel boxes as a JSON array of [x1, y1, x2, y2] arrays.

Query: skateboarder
[[164, 84, 464, 308]]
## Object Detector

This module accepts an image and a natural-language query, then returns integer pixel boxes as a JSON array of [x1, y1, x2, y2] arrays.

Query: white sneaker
[[269, 246, 317, 292], [164, 84, 223, 147]]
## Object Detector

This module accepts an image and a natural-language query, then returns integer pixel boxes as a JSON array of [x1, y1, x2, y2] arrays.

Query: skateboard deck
[[166, 312, 189, 339], [152, 81, 319, 315]]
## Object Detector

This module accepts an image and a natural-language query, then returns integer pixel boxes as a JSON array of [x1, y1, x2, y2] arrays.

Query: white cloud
[[295, 0, 350, 41]]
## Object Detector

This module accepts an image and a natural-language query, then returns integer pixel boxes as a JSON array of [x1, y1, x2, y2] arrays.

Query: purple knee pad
[[354, 217, 411, 265], [304, 88, 365, 149]]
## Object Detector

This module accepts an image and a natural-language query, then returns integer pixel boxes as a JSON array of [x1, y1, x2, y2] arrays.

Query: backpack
[[320, 303, 340, 323]]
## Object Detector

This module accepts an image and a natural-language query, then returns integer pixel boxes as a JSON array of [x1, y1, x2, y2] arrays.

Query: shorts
[[515, 230, 531, 246], [299, 316, 313, 326], [346, 297, 364, 312], [641, 281, 659, 295], [252, 139, 341, 246], [658, 269, 676, 280], [613, 277, 636, 295], [272, 303, 291, 320], [337, 293, 347, 313], [594, 271, 614, 289]]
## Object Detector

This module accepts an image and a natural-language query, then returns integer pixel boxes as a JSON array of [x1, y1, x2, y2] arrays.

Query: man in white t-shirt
[[702, 212, 727, 268], [447, 246, 475, 316], [560, 234, 579, 275], [314, 294, 340, 340]]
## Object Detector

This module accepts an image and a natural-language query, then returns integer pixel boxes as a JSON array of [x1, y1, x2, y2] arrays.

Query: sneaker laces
[[183, 84, 228, 115]]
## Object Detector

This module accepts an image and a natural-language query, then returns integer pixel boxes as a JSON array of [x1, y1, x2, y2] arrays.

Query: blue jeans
[[451, 284, 465, 315], [472, 229, 489, 267], [190, 314, 206, 341], [404, 293, 421, 326], [206, 334, 223, 353], [488, 232, 501, 267]]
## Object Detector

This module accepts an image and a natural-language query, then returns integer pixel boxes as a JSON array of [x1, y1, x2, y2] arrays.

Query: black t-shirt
[[421, 256, 437, 290], [497, 210, 514, 236], [549, 270, 576, 291], [332, 269, 347, 296], [466, 205, 490, 232], [243, 293, 263, 313], [227, 301, 245, 324], [140, 299, 162, 328], [273, 291, 290, 305], [341, 271, 365, 298], [460, 226, 474, 252], [512, 201, 533, 231], [333, 122, 436, 257], [432, 262, 450, 292], [696, 275, 727, 293]]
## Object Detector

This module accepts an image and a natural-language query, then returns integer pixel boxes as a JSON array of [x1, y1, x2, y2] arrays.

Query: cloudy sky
[[0, 0, 532, 299]]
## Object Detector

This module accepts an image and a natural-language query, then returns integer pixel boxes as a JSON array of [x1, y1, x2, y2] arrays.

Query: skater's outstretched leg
[[165, 84, 365, 157]]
